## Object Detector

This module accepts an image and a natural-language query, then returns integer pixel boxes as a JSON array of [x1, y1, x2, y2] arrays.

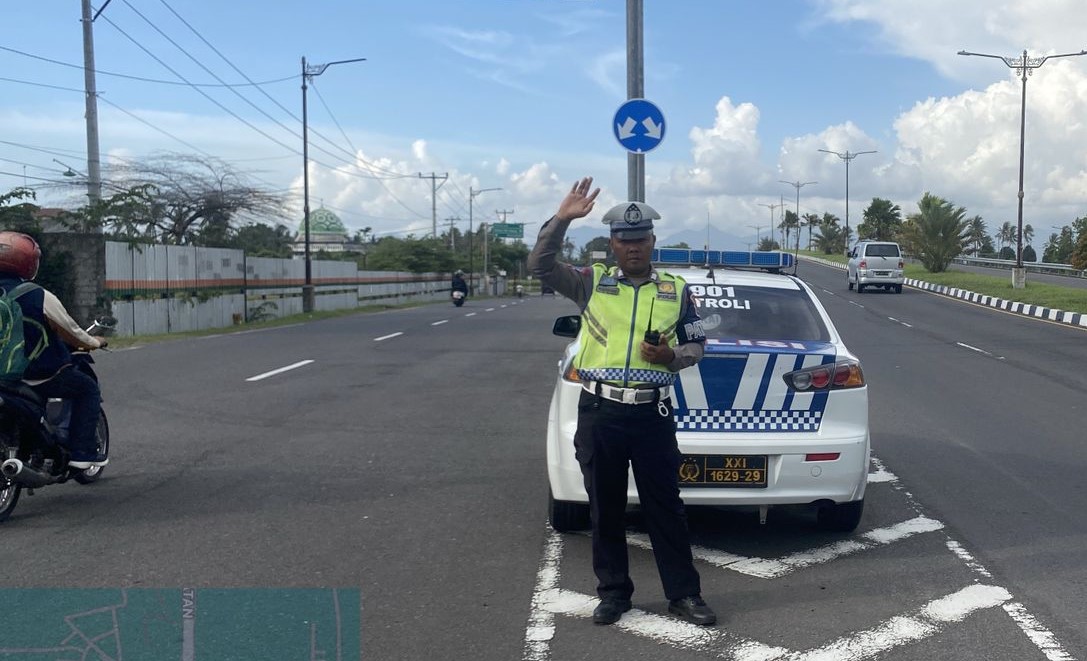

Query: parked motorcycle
[[0, 319, 113, 524], [452, 290, 466, 307]]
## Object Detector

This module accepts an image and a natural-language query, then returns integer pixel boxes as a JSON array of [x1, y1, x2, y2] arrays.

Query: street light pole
[[757, 202, 784, 249], [469, 186, 501, 297], [747, 224, 761, 247], [958, 47, 1086, 287], [780, 180, 816, 253], [301, 55, 366, 312], [817, 149, 876, 249]]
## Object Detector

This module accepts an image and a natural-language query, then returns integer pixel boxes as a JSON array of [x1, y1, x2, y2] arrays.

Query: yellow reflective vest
[[575, 264, 685, 387]]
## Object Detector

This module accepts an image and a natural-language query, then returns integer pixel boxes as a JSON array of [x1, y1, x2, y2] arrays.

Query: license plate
[[874, 270, 890, 276], [679, 455, 768, 488]]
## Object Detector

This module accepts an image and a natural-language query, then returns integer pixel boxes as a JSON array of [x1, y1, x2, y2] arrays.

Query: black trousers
[[573, 391, 701, 602]]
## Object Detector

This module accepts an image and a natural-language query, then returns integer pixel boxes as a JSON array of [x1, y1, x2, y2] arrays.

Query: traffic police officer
[[528, 176, 716, 627]]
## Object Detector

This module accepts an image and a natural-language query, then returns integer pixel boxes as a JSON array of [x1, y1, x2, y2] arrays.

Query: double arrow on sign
[[616, 116, 663, 140]]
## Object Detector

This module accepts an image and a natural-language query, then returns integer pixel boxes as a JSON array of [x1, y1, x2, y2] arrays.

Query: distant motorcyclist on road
[[451, 270, 469, 297], [0, 231, 108, 469]]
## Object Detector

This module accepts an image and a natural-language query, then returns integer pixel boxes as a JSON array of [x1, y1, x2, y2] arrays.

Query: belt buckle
[[621, 388, 637, 405]]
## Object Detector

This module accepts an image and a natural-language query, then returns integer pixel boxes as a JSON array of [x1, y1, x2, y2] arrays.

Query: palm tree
[[814, 214, 845, 254], [901, 193, 969, 272], [965, 216, 987, 256], [802, 212, 820, 251], [1023, 223, 1034, 246], [998, 221, 1015, 250]]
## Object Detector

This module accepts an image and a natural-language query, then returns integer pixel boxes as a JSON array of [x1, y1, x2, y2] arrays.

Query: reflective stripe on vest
[[575, 264, 685, 387]]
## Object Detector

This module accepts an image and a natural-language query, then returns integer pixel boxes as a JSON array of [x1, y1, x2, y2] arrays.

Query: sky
[[2, 0, 1087, 250]]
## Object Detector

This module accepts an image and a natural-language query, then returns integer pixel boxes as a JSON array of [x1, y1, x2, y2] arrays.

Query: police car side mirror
[[552, 315, 581, 338]]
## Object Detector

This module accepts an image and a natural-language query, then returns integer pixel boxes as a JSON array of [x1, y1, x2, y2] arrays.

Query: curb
[[799, 256, 1087, 331]]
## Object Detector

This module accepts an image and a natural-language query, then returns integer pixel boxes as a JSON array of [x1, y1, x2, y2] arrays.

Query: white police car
[[546, 249, 870, 533]]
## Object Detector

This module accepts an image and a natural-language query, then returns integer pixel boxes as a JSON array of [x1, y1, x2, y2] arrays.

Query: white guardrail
[[953, 256, 1086, 278]]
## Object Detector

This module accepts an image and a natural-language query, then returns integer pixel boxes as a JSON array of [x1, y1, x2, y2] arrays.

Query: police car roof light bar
[[651, 248, 794, 271]]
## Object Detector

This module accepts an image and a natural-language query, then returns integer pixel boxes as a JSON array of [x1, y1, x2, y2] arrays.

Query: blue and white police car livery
[[547, 250, 870, 533]]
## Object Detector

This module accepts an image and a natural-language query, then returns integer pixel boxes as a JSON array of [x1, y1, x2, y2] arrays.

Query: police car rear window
[[864, 244, 901, 257], [688, 284, 829, 342]]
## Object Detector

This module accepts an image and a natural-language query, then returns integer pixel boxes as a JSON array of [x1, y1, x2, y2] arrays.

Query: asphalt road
[[1, 275, 1085, 660]]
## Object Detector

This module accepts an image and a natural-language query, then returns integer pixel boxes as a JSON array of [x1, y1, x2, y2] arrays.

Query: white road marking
[[374, 332, 403, 342], [1003, 602, 1077, 661], [466, 312, 477, 317], [530, 583, 1011, 661], [245, 359, 314, 382], [525, 453, 1074, 660], [197, 323, 305, 339], [867, 456, 897, 483], [486, 307, 496, 312], [887, 316, 912, 328], [956, 341, 991, 356], [522, 531, 564, 661], [501, 304, 508, 308], [627, 516, 944, 579], [945, 540, 992, 579], [431, 320, 449, 326], [849, 300, 864, 308]]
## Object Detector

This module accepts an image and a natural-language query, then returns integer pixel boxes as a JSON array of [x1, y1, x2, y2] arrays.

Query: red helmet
[[0, 231, 41, 280]]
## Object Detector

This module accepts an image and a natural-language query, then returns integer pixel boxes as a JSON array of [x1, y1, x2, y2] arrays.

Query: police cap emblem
[[601, 201, 660, 239]]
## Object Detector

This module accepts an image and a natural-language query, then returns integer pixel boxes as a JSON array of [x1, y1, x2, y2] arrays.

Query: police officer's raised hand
[[555, 177, 601, 223]]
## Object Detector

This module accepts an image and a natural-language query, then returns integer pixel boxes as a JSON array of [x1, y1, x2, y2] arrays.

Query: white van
[[847, 241, 904, 293]]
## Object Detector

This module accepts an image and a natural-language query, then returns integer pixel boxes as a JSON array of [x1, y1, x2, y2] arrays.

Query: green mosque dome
[[309, 207, 347, 234]]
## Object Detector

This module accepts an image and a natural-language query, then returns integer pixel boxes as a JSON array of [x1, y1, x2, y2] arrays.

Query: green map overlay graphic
[[0, 588, 360, 660]]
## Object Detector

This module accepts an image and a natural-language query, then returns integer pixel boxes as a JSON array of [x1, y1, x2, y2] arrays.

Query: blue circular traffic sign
[[613, 98, 666, 154]]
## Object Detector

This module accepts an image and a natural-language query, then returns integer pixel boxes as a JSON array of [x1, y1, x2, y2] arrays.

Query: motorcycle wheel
[[0, 431, 21, 523], [73, 408, 109, 485]]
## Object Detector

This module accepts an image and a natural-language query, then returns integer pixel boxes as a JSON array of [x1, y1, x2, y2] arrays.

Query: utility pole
[[445, 216, 460, 250], [469, 186, 501, 297], [627, 0, 644, 201], [418, 172, 448, 237], [81, 0, 103, 207], [301, 55, 366, 312], [958, 46, 1087, 288]]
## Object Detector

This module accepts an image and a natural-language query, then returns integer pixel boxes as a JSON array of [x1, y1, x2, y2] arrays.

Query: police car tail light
[[897, 259, 905, 269], [858, 259, 868, 269], [562, 363, 581, 383], [783, 360, 865, 391]]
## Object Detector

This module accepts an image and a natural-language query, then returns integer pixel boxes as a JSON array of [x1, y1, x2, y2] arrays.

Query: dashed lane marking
[[431, 320, 449, 326], [374, 332, 403, 342], [245, 359, 314, 382]]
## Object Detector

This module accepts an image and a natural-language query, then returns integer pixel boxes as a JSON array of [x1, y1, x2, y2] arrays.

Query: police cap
[[601, 202, 659, 240]]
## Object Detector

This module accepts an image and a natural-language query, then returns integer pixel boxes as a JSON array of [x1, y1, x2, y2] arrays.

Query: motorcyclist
[[451, 270, 468, 298], [0, 231, 108, 469]]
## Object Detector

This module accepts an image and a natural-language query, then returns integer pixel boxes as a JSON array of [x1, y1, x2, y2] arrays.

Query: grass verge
[[797, 250, 1087, 315]]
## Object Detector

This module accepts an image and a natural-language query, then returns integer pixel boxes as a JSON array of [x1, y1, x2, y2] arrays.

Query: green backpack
[[0, 282, 47, 384]]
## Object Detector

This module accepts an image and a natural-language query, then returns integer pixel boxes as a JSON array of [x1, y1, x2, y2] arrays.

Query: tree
[[997, 221, 1015, 251], [234, 222, 294, 257], [102, 153, 288, 244], [1070, 217, 1087, 269], [813, 213, 846, 255], [1021, 244, 1037, 262], [1023, 223, 1034, 247], [1043, 226, 1076, 263], [965, 216, 988, 256], [366, 236, 455, 273], [577, 236, 611, 264], [757, 237, 780, 251], [780, 210, 799, 251], [857, 198, 902, 241], [802, 213, 820, 250], [900, 193, 969, 273]]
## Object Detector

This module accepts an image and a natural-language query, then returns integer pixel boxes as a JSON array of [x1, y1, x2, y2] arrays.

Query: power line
[[0, 44, 295, 88]]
